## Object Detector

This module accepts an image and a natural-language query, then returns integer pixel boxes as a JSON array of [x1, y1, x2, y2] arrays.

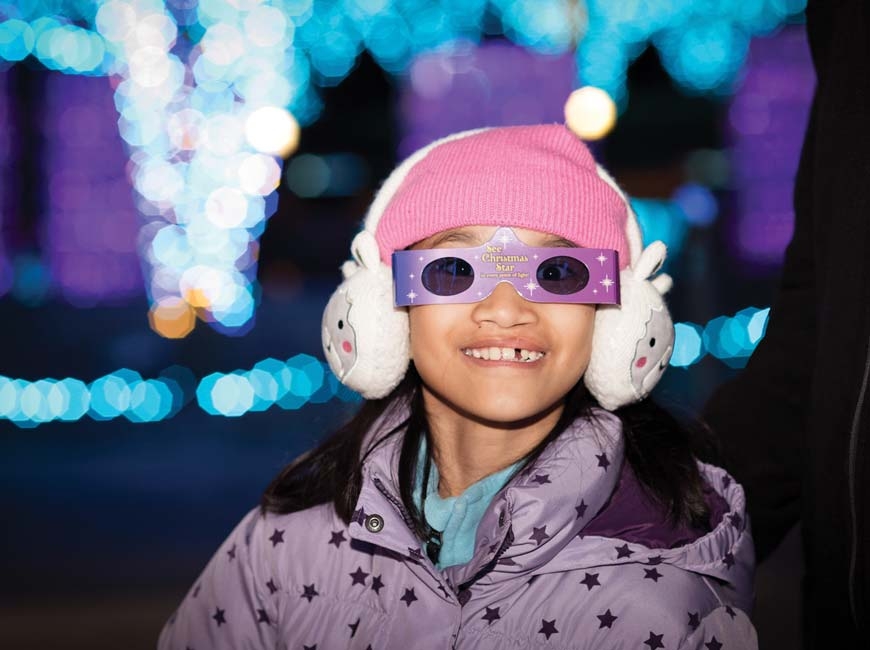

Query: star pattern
[[168, 418, 752, 649], [539, 619, 559, 640], [407, 547, 424, 561], [351, 507, 366, 525], [301, 584, 319, 602], [644, 568, 663, 582], [400, 588, 418, 607], [597, 609, 618, 629], [268, 528, 284, 547], [530, 526, 550, 545], [482, 606, 501, 624], [328, 530, 346, 548], [615, 543, 634, 559], [580, 572, 601, 590], [600, 275, 614, 292], [349, 567, 369, 586]]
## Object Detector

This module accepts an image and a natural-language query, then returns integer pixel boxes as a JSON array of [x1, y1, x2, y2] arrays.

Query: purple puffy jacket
[[159, 410, 757, 649]]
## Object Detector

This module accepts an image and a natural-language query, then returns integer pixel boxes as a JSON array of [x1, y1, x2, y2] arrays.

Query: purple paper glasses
[[392, 227, 620, 307]]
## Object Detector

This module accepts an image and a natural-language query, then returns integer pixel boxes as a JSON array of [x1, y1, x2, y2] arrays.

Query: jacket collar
[[348, 407, 624, 587]]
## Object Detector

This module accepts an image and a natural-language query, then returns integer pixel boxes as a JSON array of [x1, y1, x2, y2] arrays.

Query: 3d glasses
[[392, 227, 620, 307]]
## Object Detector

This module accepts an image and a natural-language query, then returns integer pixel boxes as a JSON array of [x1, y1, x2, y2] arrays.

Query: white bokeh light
[[245, 106, 300, 157], [238, 153, 282, 195], [564, 86, 617, 140], [205, 187, 249, 229]]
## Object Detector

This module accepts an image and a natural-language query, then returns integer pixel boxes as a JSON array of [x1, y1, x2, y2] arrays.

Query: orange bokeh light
[[149, 297, 196, 338]]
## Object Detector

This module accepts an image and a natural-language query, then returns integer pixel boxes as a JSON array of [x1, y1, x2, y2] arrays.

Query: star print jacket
[[159, 410, 758, 650]]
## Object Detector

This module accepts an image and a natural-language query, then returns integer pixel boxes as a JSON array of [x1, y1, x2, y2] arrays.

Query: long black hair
[[261, 365, 713, 539]]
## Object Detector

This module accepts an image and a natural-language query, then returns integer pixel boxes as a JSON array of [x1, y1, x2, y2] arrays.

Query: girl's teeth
[[463, 347, 544, 362]]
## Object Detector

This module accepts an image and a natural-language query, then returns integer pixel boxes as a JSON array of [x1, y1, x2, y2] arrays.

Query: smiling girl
[[160, 125, 757, 649]]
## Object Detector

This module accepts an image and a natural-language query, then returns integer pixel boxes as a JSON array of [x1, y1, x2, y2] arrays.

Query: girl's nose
[[471, 281, 537, 328]]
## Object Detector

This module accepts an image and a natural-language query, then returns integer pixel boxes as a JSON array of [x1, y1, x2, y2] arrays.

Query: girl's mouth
[[461, 347, 546, 363]]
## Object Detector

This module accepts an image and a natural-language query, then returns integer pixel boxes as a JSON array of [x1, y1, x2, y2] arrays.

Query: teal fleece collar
[[413, 440, 520, 570]]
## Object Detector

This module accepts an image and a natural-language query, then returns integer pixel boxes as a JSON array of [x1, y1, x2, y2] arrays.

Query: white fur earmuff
[[321, 230, 409, 398]]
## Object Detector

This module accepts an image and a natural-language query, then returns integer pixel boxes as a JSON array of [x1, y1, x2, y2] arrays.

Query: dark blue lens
[[421, 257, 474, 296], [536, 256, 589, 294]]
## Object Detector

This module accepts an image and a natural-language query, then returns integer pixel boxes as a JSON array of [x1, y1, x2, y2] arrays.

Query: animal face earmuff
[[321, 128, 674, 411]]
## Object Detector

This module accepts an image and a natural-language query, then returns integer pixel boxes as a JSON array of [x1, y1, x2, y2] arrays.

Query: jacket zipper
[[848, 335, 870, 628], [457, 526, 515, 594], [371, 476, 418, 530]]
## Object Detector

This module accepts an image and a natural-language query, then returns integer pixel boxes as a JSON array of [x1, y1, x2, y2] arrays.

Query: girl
[[159, 125, 757, 649]]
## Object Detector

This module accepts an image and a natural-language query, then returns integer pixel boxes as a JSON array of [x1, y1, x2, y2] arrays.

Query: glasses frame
[[392, 227, 620, 307]]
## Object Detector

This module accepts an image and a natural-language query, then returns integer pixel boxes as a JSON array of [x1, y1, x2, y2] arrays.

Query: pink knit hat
[[374, 124, 630, 269]]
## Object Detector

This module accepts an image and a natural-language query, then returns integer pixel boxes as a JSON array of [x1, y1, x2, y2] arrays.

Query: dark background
[[0, 20, 805, 650]]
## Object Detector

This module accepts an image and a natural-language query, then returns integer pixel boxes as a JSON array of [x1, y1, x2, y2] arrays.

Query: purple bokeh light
[[727, 25, 814, 268], [42, 74, 142, 305], [399, 41, 575, 157]]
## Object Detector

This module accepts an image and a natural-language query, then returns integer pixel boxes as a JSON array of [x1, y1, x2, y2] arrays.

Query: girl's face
[[409, 226, 596, 427]]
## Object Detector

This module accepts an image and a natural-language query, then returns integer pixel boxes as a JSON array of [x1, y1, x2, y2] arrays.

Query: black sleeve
[[702, 94, 819, 562]]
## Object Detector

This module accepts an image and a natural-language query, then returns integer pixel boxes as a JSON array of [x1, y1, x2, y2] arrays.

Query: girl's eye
[[536, 256, 589, 294], [541, 263, 572, 281], [421, 257, 475, 296], [649, 337, 656, 347], [338, 320, 344, 330]]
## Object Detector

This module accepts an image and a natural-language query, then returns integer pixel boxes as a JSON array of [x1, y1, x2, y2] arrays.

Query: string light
[[0, 2, 804, 333], [0, 306, 769, 427]]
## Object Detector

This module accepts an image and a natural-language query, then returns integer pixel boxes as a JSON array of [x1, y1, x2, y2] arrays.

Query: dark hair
[[261, 366, 711, 537]]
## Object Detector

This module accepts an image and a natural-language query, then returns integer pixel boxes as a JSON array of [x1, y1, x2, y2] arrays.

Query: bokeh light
[[564, 86, 617, 141], [148, 296, 197, 338], [0, 1, 806, 336], [245, 106, 301, 157], [672, 182, 718, 227]]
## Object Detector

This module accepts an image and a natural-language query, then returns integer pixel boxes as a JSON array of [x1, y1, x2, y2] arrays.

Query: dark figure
[[703, 0, 870, 645]]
